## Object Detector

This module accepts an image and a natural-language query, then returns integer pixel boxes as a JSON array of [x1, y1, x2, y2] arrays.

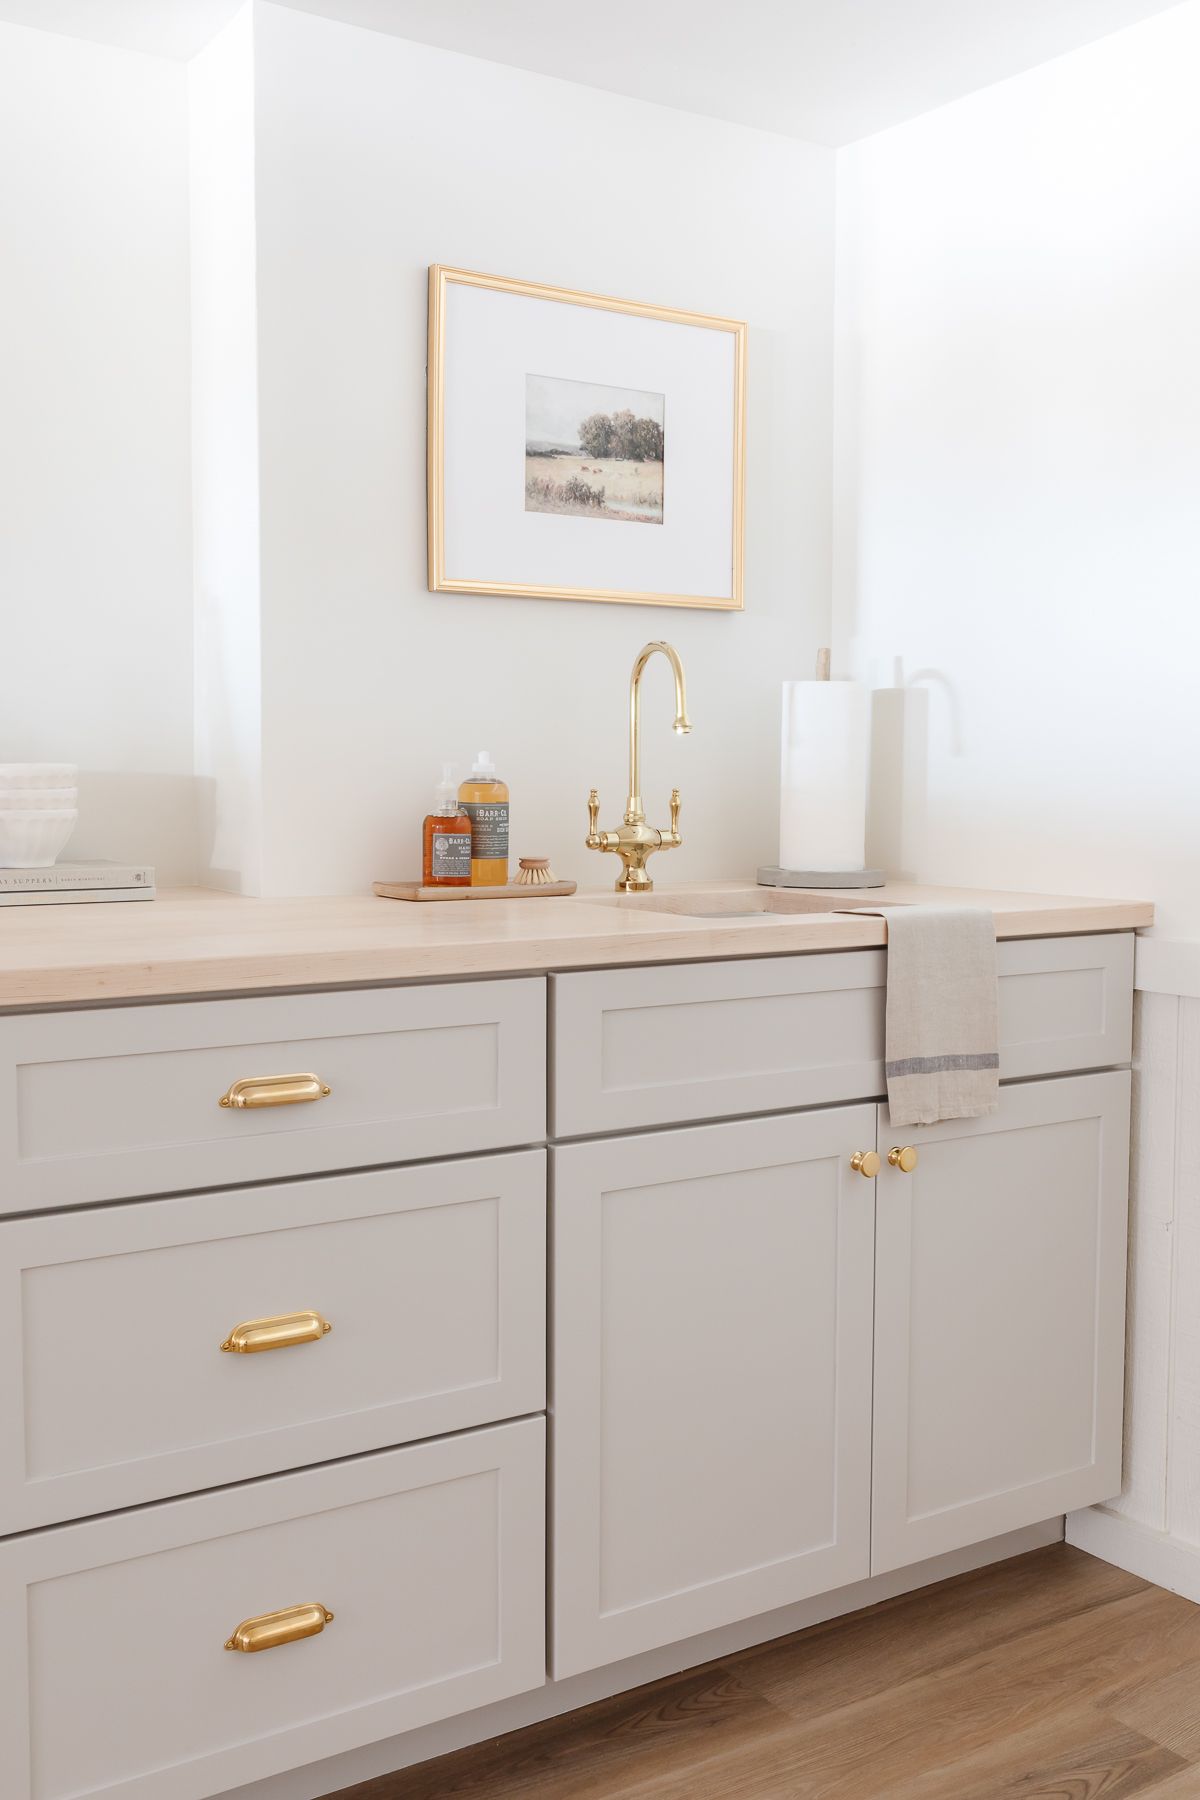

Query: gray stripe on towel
[[885, 1052, 1001, 1077]]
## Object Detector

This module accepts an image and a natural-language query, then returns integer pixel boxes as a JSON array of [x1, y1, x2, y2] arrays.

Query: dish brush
[[516, 858, 556, 887]]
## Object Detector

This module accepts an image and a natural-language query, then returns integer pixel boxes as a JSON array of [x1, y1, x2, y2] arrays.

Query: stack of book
[[0, 861, 155, 906]]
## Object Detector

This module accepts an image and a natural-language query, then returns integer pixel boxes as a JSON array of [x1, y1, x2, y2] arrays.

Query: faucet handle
[[669, 788, 681, 836], [587, 788, 600, 843]]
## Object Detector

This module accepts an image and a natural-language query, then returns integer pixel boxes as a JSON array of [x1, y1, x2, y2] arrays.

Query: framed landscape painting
[[427, 266, 746, 610]]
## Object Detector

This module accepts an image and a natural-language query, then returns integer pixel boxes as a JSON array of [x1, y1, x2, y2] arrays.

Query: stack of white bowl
[[0, 764, 79, 869]]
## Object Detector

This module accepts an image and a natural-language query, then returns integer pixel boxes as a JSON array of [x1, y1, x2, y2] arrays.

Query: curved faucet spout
[[628, 641, 691, 823], [586, 641, 692, 893]]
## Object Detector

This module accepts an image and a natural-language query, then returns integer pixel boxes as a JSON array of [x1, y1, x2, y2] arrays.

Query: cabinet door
[[552, 1105, 876, 1678], [872, 1070, 1130, 1574]]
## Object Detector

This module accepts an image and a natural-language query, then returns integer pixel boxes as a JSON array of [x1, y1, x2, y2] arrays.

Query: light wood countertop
[[0, 881, 1152, 1009]]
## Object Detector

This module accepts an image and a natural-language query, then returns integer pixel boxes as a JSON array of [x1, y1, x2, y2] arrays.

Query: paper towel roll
[[779, 679, 869, 873]]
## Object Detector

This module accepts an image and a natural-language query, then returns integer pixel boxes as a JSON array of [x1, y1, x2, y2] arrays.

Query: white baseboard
[[1067, 1504, 1200, 1601], [219, 1516, 1063, 1800]]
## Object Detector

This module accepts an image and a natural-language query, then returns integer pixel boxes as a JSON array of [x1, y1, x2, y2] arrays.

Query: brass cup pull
[[220, 1310, 332, 1354], [224, 1602, 334, 1654], [850, 1150, 881, 1179], [219, 1073, 331, 1110], [888, 1145, 919, 1173]]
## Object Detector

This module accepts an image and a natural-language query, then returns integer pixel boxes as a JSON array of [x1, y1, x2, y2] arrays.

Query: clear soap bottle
[[458, 751, 510, 887], [422, 764, 472, 887]]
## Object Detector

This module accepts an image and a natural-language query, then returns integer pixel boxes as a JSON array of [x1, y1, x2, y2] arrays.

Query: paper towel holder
[[760, 646, 885, 891], [757, 864, 886, 890]]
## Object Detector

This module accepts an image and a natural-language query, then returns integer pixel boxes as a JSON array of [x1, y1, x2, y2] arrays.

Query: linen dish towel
[[871, 905, 999, 1126]]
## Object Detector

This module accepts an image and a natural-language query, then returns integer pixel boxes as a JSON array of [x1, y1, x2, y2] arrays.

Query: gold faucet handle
[[586, 792, 620, 855], [669, 788, 681, 836]]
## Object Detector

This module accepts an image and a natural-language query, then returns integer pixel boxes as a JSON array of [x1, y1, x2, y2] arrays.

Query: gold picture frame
[[427, 265, 746, 610]]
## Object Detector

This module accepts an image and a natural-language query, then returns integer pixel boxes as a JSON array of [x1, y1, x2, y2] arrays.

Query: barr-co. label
[[463, 802, 509, 860], [431, 830, 471, 879]]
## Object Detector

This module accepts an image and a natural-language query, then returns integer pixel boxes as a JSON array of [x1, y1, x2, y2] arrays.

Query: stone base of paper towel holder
[[757, 866, 886, 889]]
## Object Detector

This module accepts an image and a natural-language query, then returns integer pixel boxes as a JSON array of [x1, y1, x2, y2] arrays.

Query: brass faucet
[[586, 641, 692, 893]]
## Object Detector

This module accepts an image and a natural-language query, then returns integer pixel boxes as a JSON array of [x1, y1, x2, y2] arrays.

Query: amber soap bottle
[[459, 750, 510, 886], [422, 764, 472, 887]]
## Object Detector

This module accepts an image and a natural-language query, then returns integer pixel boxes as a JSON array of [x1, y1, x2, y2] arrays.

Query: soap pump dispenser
[[422, 764, 472, 888], [458, 751, 510, 887]]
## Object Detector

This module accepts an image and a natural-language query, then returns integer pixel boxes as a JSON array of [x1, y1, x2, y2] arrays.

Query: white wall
[[247, 1, 834, 894], [0, 21, 195, 880], [1, 1, 834, 898], [834, 0, 1200, 938], [190, 4, 264, 893], [833, 0, 1200, 1597], [21, 0, 1193, 913], [1067, 981, 1200, 1599]]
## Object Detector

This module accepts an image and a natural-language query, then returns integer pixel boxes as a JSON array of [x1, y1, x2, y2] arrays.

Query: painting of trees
[[631, 416, 664, 461], [526, 373, 665, 524], [579, 407, 663, 462], [578, 412, 615, 459]]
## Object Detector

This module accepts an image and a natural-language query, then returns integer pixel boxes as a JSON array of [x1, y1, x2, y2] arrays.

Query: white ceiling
[[0, 0, 244, 61], [0, 0, 1184, 143]]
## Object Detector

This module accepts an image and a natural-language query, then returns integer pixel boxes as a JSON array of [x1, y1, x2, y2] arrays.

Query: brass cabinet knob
[[224, 1602, 334, 1653], [850, 1150, 881, 1179], [888, 1145, 919, 1173]]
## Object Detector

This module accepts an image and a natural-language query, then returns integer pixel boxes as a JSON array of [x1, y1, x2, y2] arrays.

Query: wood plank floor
[[328, 1545, 1200, 1800]]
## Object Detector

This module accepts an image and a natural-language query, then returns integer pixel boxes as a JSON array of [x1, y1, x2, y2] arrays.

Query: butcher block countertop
[[0, 881, 1153, 1009]]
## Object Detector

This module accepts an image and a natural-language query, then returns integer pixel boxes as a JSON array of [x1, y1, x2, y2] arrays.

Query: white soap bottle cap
[[434, 762, 458, 813], [470, 750, 498, 779]]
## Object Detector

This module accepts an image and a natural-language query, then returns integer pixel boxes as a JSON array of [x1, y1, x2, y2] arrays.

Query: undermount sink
[[586, 888, 891, 919]]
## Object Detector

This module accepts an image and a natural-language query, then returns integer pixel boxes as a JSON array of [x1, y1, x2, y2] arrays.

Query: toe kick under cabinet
[[0, 933, 1136, 1795]]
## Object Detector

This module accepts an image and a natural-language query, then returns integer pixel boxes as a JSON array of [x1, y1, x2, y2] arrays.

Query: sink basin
[[585, 888, 891, 919]]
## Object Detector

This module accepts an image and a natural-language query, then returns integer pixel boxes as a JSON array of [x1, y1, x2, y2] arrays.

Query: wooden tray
[[374, 879, 577, 902]]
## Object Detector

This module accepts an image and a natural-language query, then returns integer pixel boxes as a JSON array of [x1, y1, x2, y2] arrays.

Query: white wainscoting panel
[[1069, 986, 1200, 1590]]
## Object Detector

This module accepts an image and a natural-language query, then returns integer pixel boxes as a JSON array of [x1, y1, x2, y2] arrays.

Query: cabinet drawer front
[[0, 1420, 545, 1800], [551, 953, 886, 1136], [996, 933, 1133, 1078], [551, 1107, 875, 1677], [551, 935, 1134, 1135], [0, 1152, 545, 1532], [0, 979, 545, 1211]]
